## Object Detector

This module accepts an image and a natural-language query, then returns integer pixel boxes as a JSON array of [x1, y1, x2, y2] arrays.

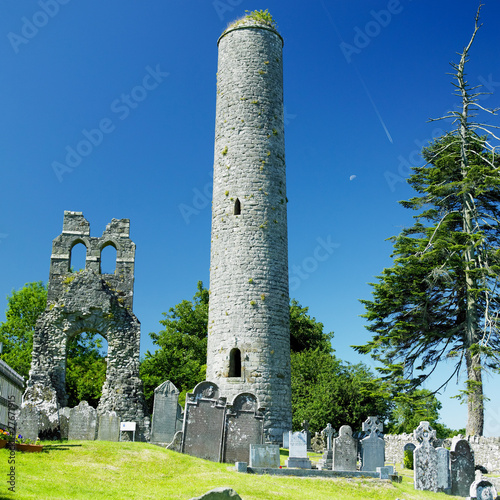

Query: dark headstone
[[436, 446, 451, 493], [414, 421, 438, 492], [59, 407, 70, 440], [451, 438, 475, 497], [302, 420, 311, 450], [222, 393, 264, 464], [150, 380, 180, 444], [68, 401, 97, 440], [16, 405, 40, 442], [97, 411, 120, 442], [181, 381, 226, 462], [333, 425, 357, 471], [360, 416, 385, 472], [404, 442, 416, 453]]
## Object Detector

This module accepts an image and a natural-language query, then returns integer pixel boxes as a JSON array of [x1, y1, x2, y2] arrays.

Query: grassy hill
[[0, 441, 464, 500]]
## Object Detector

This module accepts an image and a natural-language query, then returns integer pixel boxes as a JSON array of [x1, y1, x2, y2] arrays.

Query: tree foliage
[[291, 349, 390, 433], [355, 8, 500, 435]]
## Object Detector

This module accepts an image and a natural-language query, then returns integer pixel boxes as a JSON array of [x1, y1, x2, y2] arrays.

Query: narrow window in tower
[[234, 198, 241, 215], [229, 348, 242, 377]]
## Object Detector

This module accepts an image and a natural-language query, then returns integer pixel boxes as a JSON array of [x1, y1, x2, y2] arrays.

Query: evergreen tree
[[355, 8, 500, 435]]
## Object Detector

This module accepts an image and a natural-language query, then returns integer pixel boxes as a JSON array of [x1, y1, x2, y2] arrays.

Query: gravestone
[[360, 416, 385, 472], [450, 438, 475, 497], [166, 430, 183, 453], [68, 401, 97, 440], [311, 432, 325, 453], [404, 442, 416, 454], [333, 425, 357, 472], [318, 423, 335, 470], [286, 431, 311, 469], [302, 420, 311, 450], [249, 444, 280, 468], [470, 470, 498, 500], [150, 380, 180, 444], [176, 404, 183, 432], [436, 446, 451, 494], [222, 393, 264, 464], [283, 431, 289, 449], [16, 405, 40, 442], [413, 421, 438, 492], [377, 466, 393, 479], [59, 407, 71, 440], [97, 411, 120, 442], [181, 381, 226, 462]]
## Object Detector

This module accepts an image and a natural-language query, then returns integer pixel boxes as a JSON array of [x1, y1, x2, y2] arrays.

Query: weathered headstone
[[436, 446, 451, 494], [176, 403, 183, 432], [181, 381, 226, 462], [377, 466, 393, 479], [413, 421, 438, 492], [59, 407, 71, 440], [222, 393, 264, 464], [68, 401, 97, 440], [150, 380, 180, 444], [302, 420, 311, 450], [97, 411, 120, 442], [311, 431, 325, 453], [469, 470, 498, 500], [166, 430, 183, 453], [189, 487, 242, 500], [318, 423, 335, 470], [16, 405, 40, 442], [404, 442, 416, 453], [285, 431, 311, 469], [360, 416, 385, 472], [333, 425, 357, 472], [450, 438, 475, 497], [249, 444, 280, 468], [283, 431, 289, 449]]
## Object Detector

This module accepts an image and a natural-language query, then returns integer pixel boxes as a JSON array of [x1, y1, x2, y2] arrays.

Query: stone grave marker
[[318, 423, 335, 470], [68, 401, 97, 440], [469, 470, 498, 500], [436, 446, 451, 493], [311, 431, 325, 453], [450, 437, 475, 497], [333, 425, 357, 471], [360, 416, 385, 471], [176, 403, 183, 432], [59, 407, 70, 440], [16, 405, 40, 442], [302, 420, 311, 450], [151, 380, 180, 444], [285, 431, 311, 469], [97, 411, 120, 441], [181, 381, 226, 462], [222, 393, 264, 464], [166, 430, 183, 453], [283, 431, 289, 449], [249, 444, 280, 468], [413, 421, 438, 492], [404, 442, 416, 454]]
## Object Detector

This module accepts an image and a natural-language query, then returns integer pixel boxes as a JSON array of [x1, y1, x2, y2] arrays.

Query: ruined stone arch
[[24, 211, 149, 440]]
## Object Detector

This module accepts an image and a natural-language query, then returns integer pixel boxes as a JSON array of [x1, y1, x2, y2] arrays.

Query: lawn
[[0, 441, 465, 500]]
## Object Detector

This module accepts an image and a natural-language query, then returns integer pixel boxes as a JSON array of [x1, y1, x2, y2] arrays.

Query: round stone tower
[[206, 14, 292, 444]]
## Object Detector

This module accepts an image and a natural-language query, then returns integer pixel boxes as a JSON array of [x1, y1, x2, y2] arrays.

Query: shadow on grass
[[41, 443, 83, 452], [280, 448, 289, 458]]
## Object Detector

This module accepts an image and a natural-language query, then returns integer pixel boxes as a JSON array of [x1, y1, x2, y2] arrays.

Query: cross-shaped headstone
[[322, 423, 334, 450], [414, 421, 436, 447], [362, 416, 383, 438], [302, 420, 309, 433]]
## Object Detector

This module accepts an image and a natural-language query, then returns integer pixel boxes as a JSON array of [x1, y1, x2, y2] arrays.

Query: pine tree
[[355, 6, 500, 435]]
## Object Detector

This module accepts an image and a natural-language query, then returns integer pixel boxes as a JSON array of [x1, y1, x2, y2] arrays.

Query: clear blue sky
[[1, 1, 499, 435]]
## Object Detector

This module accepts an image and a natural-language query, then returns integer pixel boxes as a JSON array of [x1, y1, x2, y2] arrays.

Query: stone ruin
[[22, 211, 149, 440]]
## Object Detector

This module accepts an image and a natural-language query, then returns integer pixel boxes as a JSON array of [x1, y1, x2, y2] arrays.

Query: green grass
[[0, 441, 465, 500]]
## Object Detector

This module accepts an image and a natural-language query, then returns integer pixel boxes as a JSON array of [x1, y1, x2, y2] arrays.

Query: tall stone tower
[[206, 14, 292, 444]]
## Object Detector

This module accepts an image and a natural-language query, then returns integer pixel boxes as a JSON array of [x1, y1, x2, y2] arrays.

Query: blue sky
[[1, 0, 499, 435]]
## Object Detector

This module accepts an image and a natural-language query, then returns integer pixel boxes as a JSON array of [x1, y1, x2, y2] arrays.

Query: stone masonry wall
[[385, 433, 500, 473], [206, 19, 292, 444]]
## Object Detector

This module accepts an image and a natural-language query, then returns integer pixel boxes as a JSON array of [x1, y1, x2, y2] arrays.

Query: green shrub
[[404, 449, 414, 470]]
